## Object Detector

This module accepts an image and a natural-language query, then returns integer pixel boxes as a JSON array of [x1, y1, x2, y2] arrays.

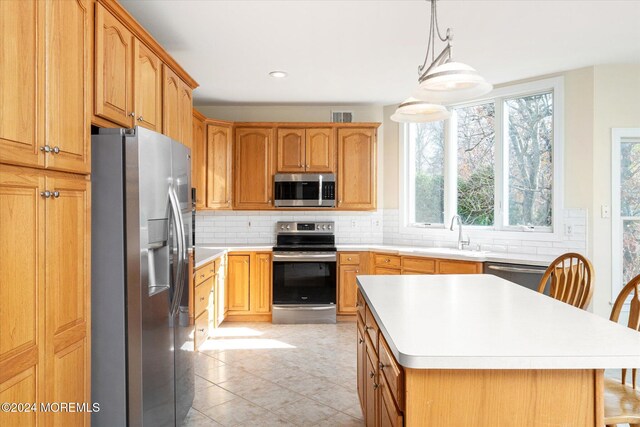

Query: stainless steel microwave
[[274, 173, 336, 208]]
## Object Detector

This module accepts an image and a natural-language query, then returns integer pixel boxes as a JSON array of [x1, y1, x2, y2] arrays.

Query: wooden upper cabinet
[[233, 127, 274, 209], [0, 0, 42, 169], [277, 129, 305, 172], [133, 39, 162, 132], [275, 128, 335, 173], [179, 82, 193, 150], [192, 112, 206, 209], [207, 124, 232, 209], [95, 3, 134, 128], [337, 128, 377, 210], [162, 65, 181, 142], [44, 0, 91, 174], [306, 128, 335, 172], [0, 166, 45, 426]]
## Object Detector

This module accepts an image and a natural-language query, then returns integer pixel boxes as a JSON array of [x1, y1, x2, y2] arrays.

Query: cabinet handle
[[52, 191, 60, 198], [200, 297, 205, 301], [358, 338, 363, 344], [364, 326, 372, 331], [356, 269, 359, 273], [379, 362, 385, 370], [268, 199, 272, 203], [198, 328, 205, 332], [51, 146, 60, 154], [369, 371, 375, 379], [385, 259, 390, 263], [40, 145, 51, 153], [355, 302, 361, 307], [348, 257, 352, 261], [40, 190, 51, 198], [338, 200, 342, 206], [306, 164, 309, 168], [129, 112, 135, 117], [200, 274, 205, 278], [137, 116, 144, 122], [373, 383, 379, 390]]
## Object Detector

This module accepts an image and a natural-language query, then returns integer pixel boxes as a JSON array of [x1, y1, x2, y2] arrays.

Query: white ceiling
[[120, 0, 640, 106]]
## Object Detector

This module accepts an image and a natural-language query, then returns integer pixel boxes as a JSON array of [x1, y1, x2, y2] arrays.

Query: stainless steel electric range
[[272, 221, 337, 324]]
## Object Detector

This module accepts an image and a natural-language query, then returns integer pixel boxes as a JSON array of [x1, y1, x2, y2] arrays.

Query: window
[[402, 77, 563, 234], [612, 129, 640, 301]]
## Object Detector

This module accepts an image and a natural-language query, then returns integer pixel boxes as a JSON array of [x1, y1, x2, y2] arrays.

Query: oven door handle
[[318, 174, 323, 206], [273, 305, 336, 311], [273, 253, 337, 262]]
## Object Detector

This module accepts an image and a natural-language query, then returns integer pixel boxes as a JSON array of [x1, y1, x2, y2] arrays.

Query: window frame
[[399, 76, 565, 241]]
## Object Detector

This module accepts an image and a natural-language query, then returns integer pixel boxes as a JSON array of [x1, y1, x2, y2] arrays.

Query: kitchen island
[[356, 274, 640, 426]]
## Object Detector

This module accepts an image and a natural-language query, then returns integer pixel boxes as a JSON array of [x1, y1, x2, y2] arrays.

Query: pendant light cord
[[418, 0, 452, 77]]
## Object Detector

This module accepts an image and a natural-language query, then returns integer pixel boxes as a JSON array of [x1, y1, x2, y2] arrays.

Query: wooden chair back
[[537, 253, 594, 309], [610, 274, 640, 390]]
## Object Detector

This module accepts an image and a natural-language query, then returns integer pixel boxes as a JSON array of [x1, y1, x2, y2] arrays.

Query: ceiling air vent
[[331, 111, 353, 123]]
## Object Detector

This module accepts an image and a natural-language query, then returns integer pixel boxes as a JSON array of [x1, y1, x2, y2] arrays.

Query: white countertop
[[357, 274, 640, 370]]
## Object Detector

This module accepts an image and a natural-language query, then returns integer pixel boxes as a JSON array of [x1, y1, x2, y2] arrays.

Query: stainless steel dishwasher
[[484, 262, 549, 295]]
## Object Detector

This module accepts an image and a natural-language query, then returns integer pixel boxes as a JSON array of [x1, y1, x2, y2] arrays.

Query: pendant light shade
[[413, 61, 493, 104], [390, 98, 451, 123]]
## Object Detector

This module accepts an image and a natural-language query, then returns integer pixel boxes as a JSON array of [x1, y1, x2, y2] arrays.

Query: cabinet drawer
[[374, 254, 401, 268], [195, 261, 214, 285], [402, 256, 436, 274], [379, 335, 404, 410], [194, 311, 209, 350], [364, 305, 379, 351], [195, 276, 213, 317], [438, 260, 482, 274], [375, 267, 401, 275], [380, 374, 404, 427], [340, 253, 361, 265], [356, 289, 366, 322]]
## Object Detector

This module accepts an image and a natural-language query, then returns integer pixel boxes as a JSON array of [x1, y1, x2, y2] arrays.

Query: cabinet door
[[233, 128, 274, 209], [337, 128, 376, 209], [179, 81, 193, 149], [0, 166, 45, 427], [379, 377, 403, 427], [338, 265, 359, 315], [306, 128, 335, 172], [192, 114, 206, 209], [227, 255, 250, 312], [375, 267, 401, 275], [44, 174, 90, 427], [162, 65, 181, 142], [357, 322, 365, 410], [133, 39, 162, 132], [207, 125, 232, 209], [251, 253, 272, 313], [44, 0, 91, 174], [277, 129, 305, 172], [437, 260, 482, 274], [0, 0, 43, 168], [364, 341, 379, 427], [218, 256, 228, 323], [95, 3, 134, 127]]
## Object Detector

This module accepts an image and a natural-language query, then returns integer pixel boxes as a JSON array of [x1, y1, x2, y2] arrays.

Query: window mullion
[[494, 98, 506, 230], [444, 112, 457, 225]]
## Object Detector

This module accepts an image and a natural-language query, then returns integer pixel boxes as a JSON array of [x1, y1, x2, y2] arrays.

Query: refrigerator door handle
[[168, 186, 186, 316]]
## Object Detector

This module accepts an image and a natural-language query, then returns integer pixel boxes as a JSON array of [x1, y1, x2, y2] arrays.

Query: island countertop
[[357, 274, 640, 370]]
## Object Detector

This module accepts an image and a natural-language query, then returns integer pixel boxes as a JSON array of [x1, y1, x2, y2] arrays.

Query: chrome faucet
[[449, 215, 470, 250]]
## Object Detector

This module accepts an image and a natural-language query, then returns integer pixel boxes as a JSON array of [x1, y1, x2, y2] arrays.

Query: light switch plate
[[601, 205, 611, 218]]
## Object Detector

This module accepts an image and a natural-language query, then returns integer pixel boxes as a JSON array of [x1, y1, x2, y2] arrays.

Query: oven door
[[272, 253, 337, 304]]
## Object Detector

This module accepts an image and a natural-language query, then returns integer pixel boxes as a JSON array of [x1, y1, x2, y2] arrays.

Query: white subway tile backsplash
[[196, 207, 588, 259]]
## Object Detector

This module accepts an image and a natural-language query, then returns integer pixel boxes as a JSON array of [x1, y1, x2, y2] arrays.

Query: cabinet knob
[[373, 383, 379, 390], [369, 371, 375, 378], [200, 274, 205, 278], [137, 116, 144, 122], [356, 269, 359, 273], [347, 257, 352, 261], [379, 362, 385, 370], [385, 259, 390, 263], [129, 112, 135, 117], [200, 297, 205, 301], [51, 146, 60, 154], [40, 145, 51, 153], [52, 191, 60, 198], [364, 326, 372, 331], [268, 199, 272, 204], [40, 190, 51, 198], [358, 338, 363, 344], [198, 328, 205, 332], [338, 200, 342, 206]]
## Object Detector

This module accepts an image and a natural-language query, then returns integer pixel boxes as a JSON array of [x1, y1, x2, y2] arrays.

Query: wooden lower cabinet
[[0, 165, 90, 426], [338, 252, 369, 315], [357, 319, 366, 409], [364, 336, 380, 427], [192, 255, 226, 349], [437, 259, 483, 274], [379, 376, 403, 427], [226, 252, 272, 320]]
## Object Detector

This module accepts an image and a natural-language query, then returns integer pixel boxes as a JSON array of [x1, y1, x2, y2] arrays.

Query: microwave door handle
[[318, 174, 323, 206]]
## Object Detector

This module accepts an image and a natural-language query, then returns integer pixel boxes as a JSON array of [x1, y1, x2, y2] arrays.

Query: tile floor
[[184, 322, 364, 427]]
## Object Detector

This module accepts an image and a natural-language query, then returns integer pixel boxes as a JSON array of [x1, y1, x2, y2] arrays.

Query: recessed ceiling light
[[269, 71, 288, 78]]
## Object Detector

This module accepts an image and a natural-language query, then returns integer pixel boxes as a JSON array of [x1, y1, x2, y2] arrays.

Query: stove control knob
[[323, 225, 327, 230], [286, 225, 291, 230], [280, 225, 285, 230], [328, 225, 332, 230], [317, 225, 321, 230]]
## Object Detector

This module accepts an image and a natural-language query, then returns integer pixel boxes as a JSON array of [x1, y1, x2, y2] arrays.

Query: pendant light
[[391, 0, 492, 123], [390, 97, 451, 123]]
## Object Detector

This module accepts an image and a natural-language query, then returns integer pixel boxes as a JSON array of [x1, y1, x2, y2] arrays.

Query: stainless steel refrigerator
[[91, 127, 194, 427]]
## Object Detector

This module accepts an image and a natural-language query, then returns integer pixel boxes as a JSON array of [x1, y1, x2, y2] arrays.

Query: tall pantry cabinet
[[0, 0, 91, 425]]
